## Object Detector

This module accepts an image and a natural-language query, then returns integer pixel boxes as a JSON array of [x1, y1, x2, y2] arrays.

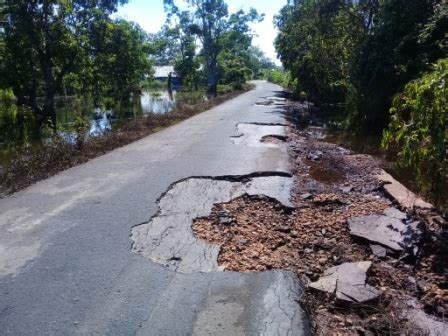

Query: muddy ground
[[193, 102, 448, 335]]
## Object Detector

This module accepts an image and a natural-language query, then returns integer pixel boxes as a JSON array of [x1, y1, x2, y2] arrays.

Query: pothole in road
[[255, 100, 273, 106], [131, 173, 294, 274], [260, 135, 287, 145], [192, 194, 388, 275], [231, 123, 288, 148], [306, 159, 346, 185], [255, 96, 287, 107]]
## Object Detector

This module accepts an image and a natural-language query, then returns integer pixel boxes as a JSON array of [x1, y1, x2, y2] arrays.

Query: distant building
[[153, 66, 181, 88], [154, 66, 175, 79]]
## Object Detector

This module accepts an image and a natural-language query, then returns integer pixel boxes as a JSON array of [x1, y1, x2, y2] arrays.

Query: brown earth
[[193, 121, 448, 335]]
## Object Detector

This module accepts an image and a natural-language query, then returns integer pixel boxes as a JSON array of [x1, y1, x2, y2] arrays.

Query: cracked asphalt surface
[[131, 175, 294, 273], [0, 81, 309, 335]]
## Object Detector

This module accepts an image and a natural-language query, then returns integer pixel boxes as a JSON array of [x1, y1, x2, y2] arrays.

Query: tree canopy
[[275, 0, 447, 204], [275, 0, 446, 131], [0, 0, 151, 128], [0, 0, 275, 128], [163, 0, 264, 96]]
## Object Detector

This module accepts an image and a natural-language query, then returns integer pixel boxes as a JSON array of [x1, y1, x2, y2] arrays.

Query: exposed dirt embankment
[[193, 102, 448, 335]]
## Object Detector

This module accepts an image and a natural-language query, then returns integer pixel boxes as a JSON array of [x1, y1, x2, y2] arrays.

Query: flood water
[[306, 159, 345, 185], [0, 90, 177, 152], [326, 130, 447, 213], [59, 90, 177, 136]]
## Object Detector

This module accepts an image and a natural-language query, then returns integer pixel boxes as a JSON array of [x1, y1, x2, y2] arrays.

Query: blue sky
[[115, 0, 287, 64]]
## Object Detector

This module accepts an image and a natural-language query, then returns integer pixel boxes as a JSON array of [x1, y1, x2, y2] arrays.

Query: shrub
[[217, 85, 233, 95], [175, 91, 206, 106], [267, 69, 291, 88], [0, 88, 16, 103], [382, 59, 447, 205]]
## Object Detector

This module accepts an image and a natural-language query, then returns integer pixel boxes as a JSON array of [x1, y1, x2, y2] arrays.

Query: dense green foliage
[[275, 0, 447, 131], [276, 0, 363, 107], [148, 25, 182, 66], [266, 69, 291, 88], [0, 0, 276, 130], [163, 0, 269, 95], [0, 0, 150, 128], [275, 0, 447, 205], [383, 59, 447, 201], [0, 88, 15, 102], [350, 0, 446, 131], [80, 19, 152, 104], [0, 0, 277, 146]]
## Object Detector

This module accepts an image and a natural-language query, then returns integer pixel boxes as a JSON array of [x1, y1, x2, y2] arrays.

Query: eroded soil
[[193, 119, 448, 335]]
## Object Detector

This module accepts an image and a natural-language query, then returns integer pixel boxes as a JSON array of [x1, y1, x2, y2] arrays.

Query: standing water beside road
[[0, 90, 178, 158]]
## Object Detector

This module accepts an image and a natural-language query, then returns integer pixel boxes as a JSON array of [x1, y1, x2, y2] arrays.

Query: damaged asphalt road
[[131, 174, 294, 273], [0, 81, 310, 335]]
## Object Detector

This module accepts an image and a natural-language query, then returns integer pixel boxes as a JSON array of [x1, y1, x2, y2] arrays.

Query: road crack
[[130, 173, 294, 273]]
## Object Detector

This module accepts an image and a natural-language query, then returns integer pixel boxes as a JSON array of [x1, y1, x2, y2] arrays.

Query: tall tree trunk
[[28, 79, 40, 115], [207, 57, 218, 97], [14, 81, 43, 120], [43, 87, 56, 131], [202, 11, 218, 98], [203, 39, 216, 97], [40, 54, 57, 131]]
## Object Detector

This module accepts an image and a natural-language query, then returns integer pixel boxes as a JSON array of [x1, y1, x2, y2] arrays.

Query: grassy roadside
[[0, 85, 254, 197]]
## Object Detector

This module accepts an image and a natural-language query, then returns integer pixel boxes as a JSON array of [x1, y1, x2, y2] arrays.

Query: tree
[[350, 0, 438, 131], [2, 0, 127, 129], [246, 46, 276, 79], [382, 59, 447, 204], [168, 12, 202, 89], [164, 0, 262, 96], [148, 25, 182, 66], [275, 0, 364, 105], [217, 51, 252, 89], [0, 0, 10, 93], [174, 30, 201, 90], [164, 0, 227, 96], [275, 0, 446, 132], [86, 19, 152, 104], [217, 9, 264, 86]]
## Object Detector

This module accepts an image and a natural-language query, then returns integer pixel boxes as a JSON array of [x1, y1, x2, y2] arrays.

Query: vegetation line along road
[[275, 0, 447, 212], [0, 0, 275, 196], [0, 86, 253, 197], [0, 0, 447, 335]]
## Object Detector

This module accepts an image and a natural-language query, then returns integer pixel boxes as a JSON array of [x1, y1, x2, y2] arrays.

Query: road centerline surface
[[0, 81, 309, 335]]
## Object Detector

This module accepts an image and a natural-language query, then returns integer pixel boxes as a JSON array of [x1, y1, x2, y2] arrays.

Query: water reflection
[[140, 90, 176, 114], [90, 109, 113, 137], [0, 104, 38, 148], [0, 90, 176, 151]]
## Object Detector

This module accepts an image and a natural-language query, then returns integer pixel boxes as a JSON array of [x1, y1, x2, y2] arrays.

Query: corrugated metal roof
[[154, 66, 178, 78]]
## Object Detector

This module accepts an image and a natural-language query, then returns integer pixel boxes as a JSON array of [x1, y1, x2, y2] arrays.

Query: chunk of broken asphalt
[[348, 208, 421, 252], [383, 207, 407, 220], [405, 309, 448, 336], [309, 261, 382, 303], [307, 150, 323, 161], [218, 210, 235, 225], [370, 244, 387, 258], [377, 171, 434, 210], [301, 193, 313, 200]]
